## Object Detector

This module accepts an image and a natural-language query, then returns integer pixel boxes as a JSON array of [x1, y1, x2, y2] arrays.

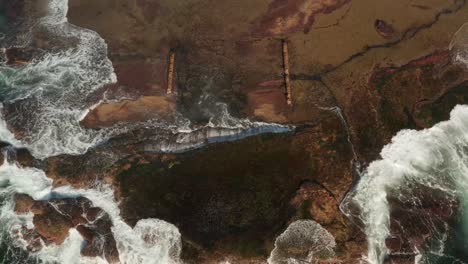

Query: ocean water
[[342, 105, 468, 263], [339, 21, 468, 264], [0, 0, 293, 263], [2, 0, 468, 263], [0, 155, 183, 264]]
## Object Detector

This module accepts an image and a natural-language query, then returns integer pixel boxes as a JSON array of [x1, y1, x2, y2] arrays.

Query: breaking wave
[[0, 0, 292, 159], [343, 105, 468, 264], [341, 21, 468, 264], [0, 0, 294, 263], [0, 154, 182, 264], [0, 0, 116, 158]]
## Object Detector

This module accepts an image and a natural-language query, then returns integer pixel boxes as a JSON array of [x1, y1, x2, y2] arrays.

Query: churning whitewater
[[0, 0, 290, 159], [341, 22, 468, 264], [0, 0, 183, 262], [344, 104, 468, 264], [5, 0, 468, 263], [0, 0, 116, 158], [0, 153, 183, 264], [0, 0, 293, 263]]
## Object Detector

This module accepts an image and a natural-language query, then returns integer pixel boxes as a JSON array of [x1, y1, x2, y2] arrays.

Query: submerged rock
[[385, 185, 459, 260], [3, 47, 38, 66], [78, 215, 119, 263]]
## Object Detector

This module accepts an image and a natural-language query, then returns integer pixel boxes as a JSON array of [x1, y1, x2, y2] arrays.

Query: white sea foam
[[0, 0, 116, 159], [342, 105, 468, 263], [340, 21, 468, 264], [0, 2, 291, 159], [451, 22, 468, 68], [0, 0, 295, 263], [268, 220, 336, 264], [0, 157, 182, 264], [0, 104, 22, 148]]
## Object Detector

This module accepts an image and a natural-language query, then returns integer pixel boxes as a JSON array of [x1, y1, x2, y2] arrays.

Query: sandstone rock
[[246, 83, 288, 123], [253, 0, 351, 36], [76, 225, 94, 242], [80, 96, 176, 129], [369, 51, 468, 130], [55, 0, 468, 263], [344, 50, 468, 162], [108, 59, 169, 98], [32, 204, 74, 245], [292, 181, 338, 225], [85, 207, 102, 222], [14, 195, 119, 261], [13, 193, 35, 214], [50, 0, 468, 155], [44, 149, 121, 189], [114, 114, 356, 260], [30, 200, 48, 215]]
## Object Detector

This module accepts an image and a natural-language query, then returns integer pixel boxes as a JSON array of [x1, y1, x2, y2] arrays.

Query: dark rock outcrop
[[4, 0, 468, 263], [374, 19, 395, 39], [111, 114, 357, 262], [77, 215, 119, 263], [2, 47, 40, 66]]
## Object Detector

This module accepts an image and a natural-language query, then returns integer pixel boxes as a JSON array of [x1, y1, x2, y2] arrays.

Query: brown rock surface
[[14, 147, 37, 167], [6, 0, 468, 263], [78, 216, 120, 263], [110, 113, 357, 262], [32, 204, 74, 245], [320, 0, 468, 162], [13, 193, 35, 214], [292, 182, 339, 226], [253, 0, 351, 36], [81, 96, 176, 128], [13, 194, 119, 262], [66, 0, 468, 162]]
